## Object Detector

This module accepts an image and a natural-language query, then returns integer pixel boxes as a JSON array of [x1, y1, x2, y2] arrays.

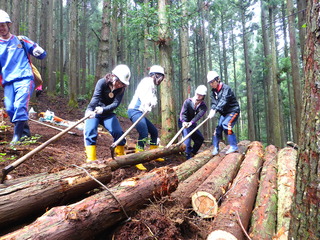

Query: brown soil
[[0, 90, 211, 239]]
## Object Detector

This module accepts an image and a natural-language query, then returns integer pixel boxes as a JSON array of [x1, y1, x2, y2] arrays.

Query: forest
[[0, 0, 319, 239]]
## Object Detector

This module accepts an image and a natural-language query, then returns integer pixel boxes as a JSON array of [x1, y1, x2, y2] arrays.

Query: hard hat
[[112, 64, 131, 85], [207, 71, 219, 83], [195, 85, 207, 96], [149, 65, 165, 75], [0, 10, 11, 23]]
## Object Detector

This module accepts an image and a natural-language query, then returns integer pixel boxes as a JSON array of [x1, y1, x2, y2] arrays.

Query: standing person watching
[[127, 65, 165, 170], [207, 71, 240, 155], [0, 9, 47, 145], [84, 64, 130, 162], [178, 85, 208, 159]]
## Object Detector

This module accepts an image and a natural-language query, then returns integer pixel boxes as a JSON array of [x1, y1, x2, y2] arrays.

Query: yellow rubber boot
[[149, 145, 165, 162], [85, 145, 97, 162], [115, 145, 125, 156], [135, 147, 147, 171]]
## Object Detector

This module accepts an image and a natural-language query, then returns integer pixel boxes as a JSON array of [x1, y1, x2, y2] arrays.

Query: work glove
[[182, 122, 192, 128], [33, 46, 45, 57], [208, 109, 216, 119], [95, 106, 104, 115], [142, 104, 152, 113], [85, 110, 96, 119]]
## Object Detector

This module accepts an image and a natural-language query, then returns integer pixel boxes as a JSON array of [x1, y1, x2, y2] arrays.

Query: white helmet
[[195, 85, 207, 96], [149, 65, 165, 75], [207, 71, 219, 83], [0, 10, 11, 23], [112, 64, 131, 85]]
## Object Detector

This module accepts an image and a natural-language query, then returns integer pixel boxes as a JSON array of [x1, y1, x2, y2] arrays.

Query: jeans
[[127, 109, 158, 149], [84, 113, 125, 146]]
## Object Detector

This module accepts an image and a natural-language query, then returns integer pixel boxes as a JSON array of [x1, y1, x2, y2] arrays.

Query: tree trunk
[[95, 0, 111, 82], [240, 6, 255, 141], [158, 0, 176, 145], [0, 167, 178, 240], [180, 0, 190, 100], [249, 145, 278, 240], [276, 147, 297, 239], [191, 151, 245, 219], [0, 144, 184, 230], [289, 2, 320, 238], [268, 4, 283, 147], [68, 0, 78, 107], [207, 141, 264, 240], [286, 0, 302, 143]]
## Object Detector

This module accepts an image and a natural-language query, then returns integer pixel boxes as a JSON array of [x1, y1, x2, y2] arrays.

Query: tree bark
[[249, 145, 278, 240], [289, 2, 320, 238], [0, 167, 178, 240], [0, 144, 184, 229], [286, 0, 302, 143], [158, 0, 176, 145], [207, 141, 264, 240], [276, 147, 297, 239]]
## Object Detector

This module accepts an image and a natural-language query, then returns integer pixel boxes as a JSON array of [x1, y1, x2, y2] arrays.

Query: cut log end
[[207, 230, 238, 240], [191, 191, 218, 219]]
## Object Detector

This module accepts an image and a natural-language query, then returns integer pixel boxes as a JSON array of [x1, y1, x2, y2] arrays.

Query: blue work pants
[[127, 109, 158, 149], [214, 112, 239, 139], [4, 78, 34, 122], [84, 113, 125, 146]]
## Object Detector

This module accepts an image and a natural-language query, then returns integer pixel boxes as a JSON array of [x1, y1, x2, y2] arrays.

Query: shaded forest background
[[0, 0, 306, 148]]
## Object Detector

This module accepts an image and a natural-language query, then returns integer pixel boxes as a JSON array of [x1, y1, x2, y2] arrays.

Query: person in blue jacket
[[84, 64, 131, 162], [0, 10, 47, 144], [207, 71, 240, 155], [179, 85, 208, 159]]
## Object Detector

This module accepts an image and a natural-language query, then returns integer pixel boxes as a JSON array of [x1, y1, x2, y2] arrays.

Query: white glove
[[33, 46, 45, 57], [85, 110, 96, 119], [95, 106, 104, 114], [142, 104, 152, 113], [208, 109, 216, 119], [182, 122, 192, 128]]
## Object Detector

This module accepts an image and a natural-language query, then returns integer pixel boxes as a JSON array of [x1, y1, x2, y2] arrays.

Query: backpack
[[17, 36, 43, 88]]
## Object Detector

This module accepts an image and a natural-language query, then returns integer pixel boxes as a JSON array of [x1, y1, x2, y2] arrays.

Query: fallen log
[[172, 141, 250, 208], [207, 141, 264, 240], [249, 145, 278, 240], [0, 144, 184, 230], [171, 147, 227, 208], [0, 166, 178, 240], [276, 147, 297, 239], [191, 151, 245, 218]]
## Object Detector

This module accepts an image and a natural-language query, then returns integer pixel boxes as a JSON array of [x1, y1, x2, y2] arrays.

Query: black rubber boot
[[11, 121, 27, 145], [22, 122, 31, 139]]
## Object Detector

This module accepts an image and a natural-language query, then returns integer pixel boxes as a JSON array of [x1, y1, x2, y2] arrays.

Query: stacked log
[[171, 146, 227, 207], [275, 147, 297, 239], [191, 151, 245, 218], [0, 167, 178, 240], [0, 144, 184, 229], [249, 145, 278, 239], [207, 141, 264, 240]]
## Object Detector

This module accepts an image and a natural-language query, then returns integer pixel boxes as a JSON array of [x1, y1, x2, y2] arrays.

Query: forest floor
[[0, 90, 212, 239]]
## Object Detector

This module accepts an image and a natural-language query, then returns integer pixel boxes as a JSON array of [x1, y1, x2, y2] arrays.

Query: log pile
[[0, 141, 299, 240]]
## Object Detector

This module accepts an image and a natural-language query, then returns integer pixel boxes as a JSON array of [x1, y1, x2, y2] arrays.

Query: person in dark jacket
[[84, 64, 130, 162], [179, 85, 208, 159], [207, 71, 240, 155]]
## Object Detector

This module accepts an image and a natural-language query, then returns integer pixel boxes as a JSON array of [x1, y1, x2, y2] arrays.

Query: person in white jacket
[[127, 65, 165, 170]]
